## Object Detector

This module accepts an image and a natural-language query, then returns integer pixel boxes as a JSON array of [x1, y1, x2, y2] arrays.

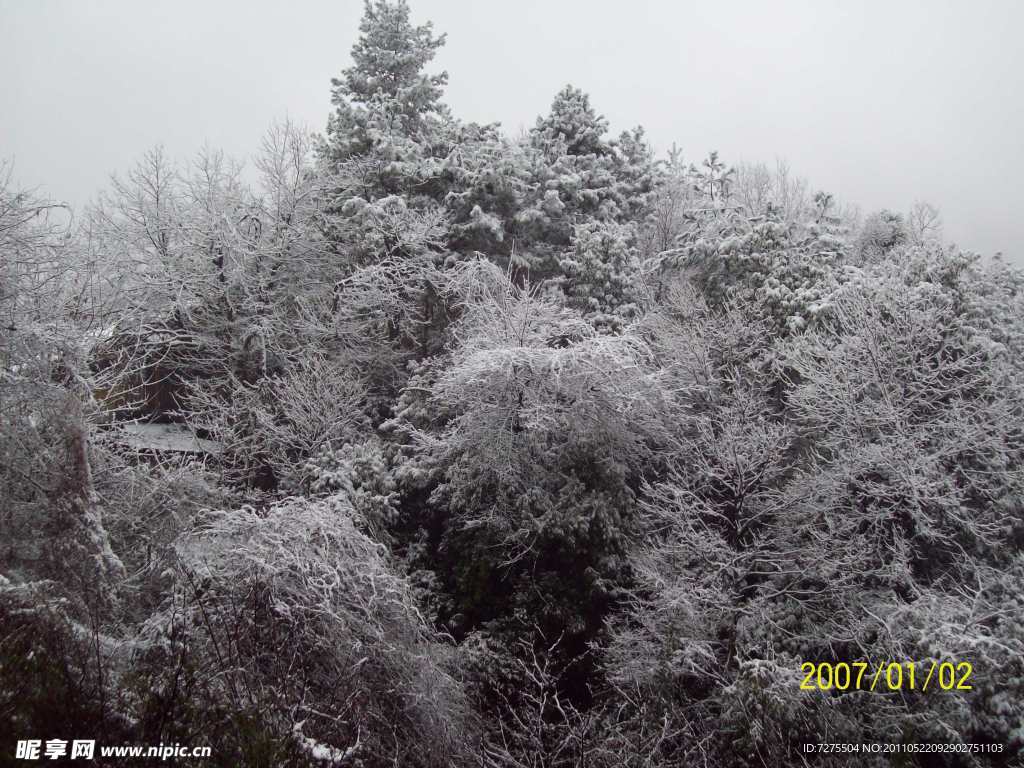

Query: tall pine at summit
[[325, 0, 450, 162]]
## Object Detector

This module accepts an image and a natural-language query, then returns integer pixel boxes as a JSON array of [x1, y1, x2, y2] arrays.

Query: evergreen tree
[[531, 85, 611, 158], [514, 86, 657, 277], [557, 220, 643, 333], [325, 0, 450, 161], [692, 150, 734, 204]]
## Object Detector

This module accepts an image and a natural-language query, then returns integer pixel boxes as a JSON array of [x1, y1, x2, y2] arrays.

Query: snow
[[291, 719, 358, 764], [109, 423, 220, 455]]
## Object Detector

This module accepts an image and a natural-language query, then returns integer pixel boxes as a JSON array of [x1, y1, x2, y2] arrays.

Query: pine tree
[[557, 220, 643, 333], [514, 86, 657, 277], [691, 150, 735, 204], [531, 85, 610, 158], [325, 0, 450, 161]]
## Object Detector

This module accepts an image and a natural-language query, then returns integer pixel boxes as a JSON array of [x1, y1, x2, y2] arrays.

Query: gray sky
[[2, 0, 1022, 262]]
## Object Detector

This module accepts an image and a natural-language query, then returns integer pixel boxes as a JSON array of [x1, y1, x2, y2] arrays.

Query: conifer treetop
[[331, 0, 449, 122]]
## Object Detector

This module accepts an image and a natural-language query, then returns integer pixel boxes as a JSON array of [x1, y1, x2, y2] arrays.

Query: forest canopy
[[1, 2, 1022, 766]]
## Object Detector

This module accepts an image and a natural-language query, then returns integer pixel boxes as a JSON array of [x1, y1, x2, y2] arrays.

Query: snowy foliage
[[557, 220, 644, 333], [326, 0, 450, 160], [131, 494, 479, 766], [3, 2, 1023, 765]]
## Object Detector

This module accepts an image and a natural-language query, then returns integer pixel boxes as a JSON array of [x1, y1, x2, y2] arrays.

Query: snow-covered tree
[[514, 86, 658, 276], [606, 260, 1024, 765], [557, 219, 644, 333], [0, 161, 125, 611], [382, 260, 669, 692], [133, 494, 480, 766], [856, 207, 908, 261], [6, 4, 1024, 764], [906, 200, 943, 246], [691, 150, 734, 204], [325, 0, 449, 161]]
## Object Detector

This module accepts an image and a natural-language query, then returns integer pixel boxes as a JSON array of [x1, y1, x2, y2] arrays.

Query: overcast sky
[[2, 0, 1022, 263]]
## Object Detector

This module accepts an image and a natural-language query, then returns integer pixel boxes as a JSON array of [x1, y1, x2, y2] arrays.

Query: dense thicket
[[2, 2, 1022, 765]]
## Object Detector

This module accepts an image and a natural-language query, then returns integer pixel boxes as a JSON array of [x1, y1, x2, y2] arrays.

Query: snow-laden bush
[[382, 261, 672, 699], [302, 438, 401, 541], [130, 494, 479, 767], [189, 354, 369, 491], [673, 212, 849, 335], [605, 257, 1024, 766], [556, 220, 644, 333], [0, 578, 135, 750]]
